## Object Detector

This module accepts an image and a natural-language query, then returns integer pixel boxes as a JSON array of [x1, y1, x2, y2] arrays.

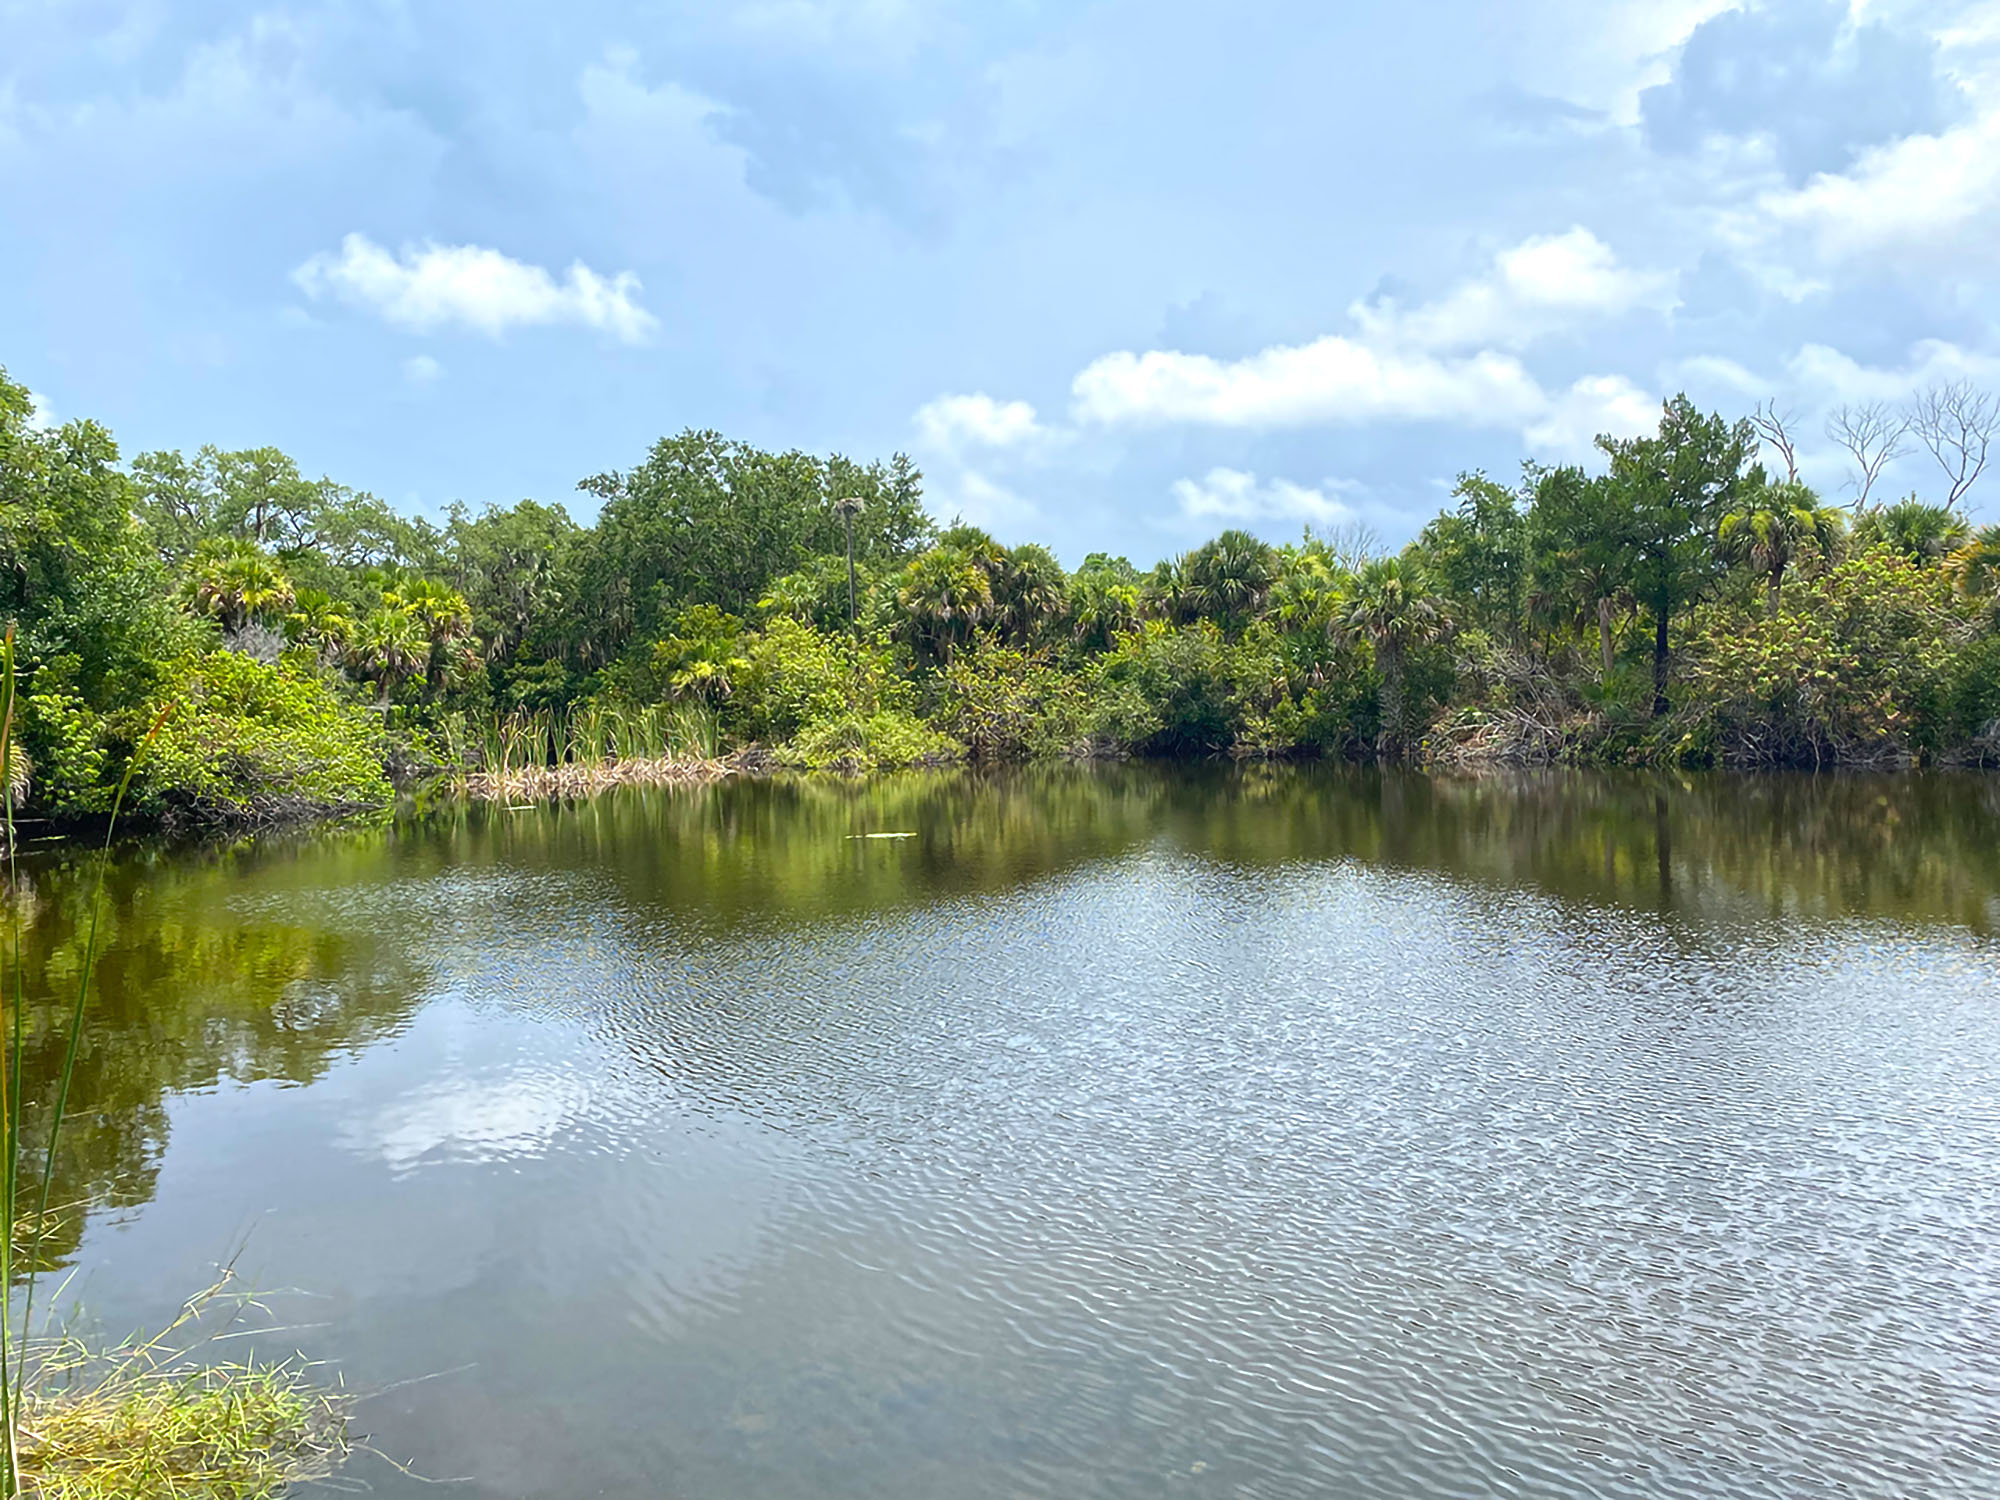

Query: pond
[[10, 765, 2000, 1499]]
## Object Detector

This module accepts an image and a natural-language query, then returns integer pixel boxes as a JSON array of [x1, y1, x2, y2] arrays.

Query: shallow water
[[11, 765, 2000, 1498]]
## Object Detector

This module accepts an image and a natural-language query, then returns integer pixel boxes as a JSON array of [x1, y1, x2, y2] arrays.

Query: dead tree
[[1908, 379, 1997, 509], [1825, 400, 1908, 512], [1750, 401, 1801, 482]]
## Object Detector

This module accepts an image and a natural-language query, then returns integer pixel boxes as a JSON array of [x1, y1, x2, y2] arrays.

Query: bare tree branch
[[1908, 379, 1997, 509], [1825, 400, 1908, 512], [1750, 400, 1801, 482]]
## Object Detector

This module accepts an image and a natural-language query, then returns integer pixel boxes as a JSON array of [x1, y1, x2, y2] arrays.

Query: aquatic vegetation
[[15, 1279, 345, 1500]]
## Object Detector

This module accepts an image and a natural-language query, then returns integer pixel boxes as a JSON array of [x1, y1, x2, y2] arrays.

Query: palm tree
[[895, 546, 994, 666], [1855, 498, 1971, 566], [992, 543, 1068, 645], [1949, 524, 2000, 600], [1718, 480, 1845, 612], [1267, 547, 1344, 634], [400, 578, 474, 698], [344, 605, 426, 703], [186, 538, 295, 634], [283, 588, 354, 661], [1334, 556, 1450, 758], [1180, 529, 1278, 633]]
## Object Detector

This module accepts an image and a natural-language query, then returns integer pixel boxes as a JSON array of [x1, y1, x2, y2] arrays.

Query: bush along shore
[[4, 365, 2000, 838]]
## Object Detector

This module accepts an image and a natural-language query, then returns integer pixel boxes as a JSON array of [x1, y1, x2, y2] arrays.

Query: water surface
[[12, 766, 2000, 1498]]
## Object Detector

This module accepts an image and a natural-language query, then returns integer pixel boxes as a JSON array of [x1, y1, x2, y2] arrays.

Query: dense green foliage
[[3, 359, 1999, 831]]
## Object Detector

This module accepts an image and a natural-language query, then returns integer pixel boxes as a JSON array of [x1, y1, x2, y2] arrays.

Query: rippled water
[[12, 766, 2000, 1498]]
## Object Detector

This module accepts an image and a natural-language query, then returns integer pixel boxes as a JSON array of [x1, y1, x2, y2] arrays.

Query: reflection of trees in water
[[1186, 766, 2000, 931], [6, 766, 1997, 1265], [5, 829, 438, 1267], [411, 765, 2000, 936]]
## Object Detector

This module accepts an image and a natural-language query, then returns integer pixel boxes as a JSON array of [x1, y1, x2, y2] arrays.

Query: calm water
[[10, 765, 2000, 1499]]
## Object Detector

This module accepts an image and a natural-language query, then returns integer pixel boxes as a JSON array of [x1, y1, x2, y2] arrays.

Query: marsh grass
[[16, 1277, 346, 1500], [0, 628, 347, 1497], [442, 702, 728, 801]]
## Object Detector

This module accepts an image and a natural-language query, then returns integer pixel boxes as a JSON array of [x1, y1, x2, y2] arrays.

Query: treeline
[[3, 366, 1999, 828]]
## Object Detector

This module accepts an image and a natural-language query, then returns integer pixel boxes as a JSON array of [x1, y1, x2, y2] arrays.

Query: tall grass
[[0, 631, 340, 1497], [441, 701, 723, 801]]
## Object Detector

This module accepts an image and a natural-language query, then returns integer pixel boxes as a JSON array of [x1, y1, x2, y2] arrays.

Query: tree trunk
[[1767, 567, 1783, 615], [1651, 609, 1670, 718], [1377, 643, 1406, 760], [1596, 596, 1615, 676]]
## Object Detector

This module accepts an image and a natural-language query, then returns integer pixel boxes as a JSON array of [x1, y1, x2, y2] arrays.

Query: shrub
[[935, 633, 1094, 760], [1088, 620, 1286, 755], [775, 709, 961, 772], [1686, 545, 1968, 766], [734, 617, 908, 743], [125, 652, 393, 825]]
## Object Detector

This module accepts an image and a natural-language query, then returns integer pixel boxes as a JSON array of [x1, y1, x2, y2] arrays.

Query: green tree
[[1334, 557, 1450, 758], [894, 545, 995, 668], [1527, 465, 1632, 677], [1178, 529, 1279, 636], [578, 431, 932, 657], [344, 605, 426, 703], [1415, 472, 1529, 640], [185, 538, 296, 635], [397, 578, 474, 699], [1718, 478, 1845, 613], [1855, 498, 1971, 566], [1597, 395, 1757, 715]]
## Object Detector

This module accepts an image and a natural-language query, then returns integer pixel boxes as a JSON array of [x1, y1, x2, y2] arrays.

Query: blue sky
[[4, 0, 1997, 562]]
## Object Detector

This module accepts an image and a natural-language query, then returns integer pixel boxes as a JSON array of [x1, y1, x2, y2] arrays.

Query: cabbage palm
[[1949, 524, 2000, 600], [187, 538, 295, 634], [992, 543, 1068, 645], [1855, 499, 1970, 566], [283, 587, 353, 659], [344, 605, 426, 703], [400, 578, 473, 698], [1334, 557, 1450, 758], [1180, 529, 1278, 633], [1718, 481, 1845, 612], [895, 546, 994, 666]]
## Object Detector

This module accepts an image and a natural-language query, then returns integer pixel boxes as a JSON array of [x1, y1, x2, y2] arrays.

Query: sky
[[3, 0, 1998, 563]]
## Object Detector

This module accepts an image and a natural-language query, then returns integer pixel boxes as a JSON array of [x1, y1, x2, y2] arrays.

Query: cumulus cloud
[[932, 469, 1040, 532], [1784, 338, 2000, 404], [1640, 0, 1963, 182], [1350, 227, 1676, 351], [23, 390, 56, 432], [1523, 374, 1661, 456], [402, 354, 443, 386], [293, 234, 659, 343], [1170, 468, 1359, 526], [1745, 107, 2000, 264], [1072, 340, 1549, 429], [1069, 226, 1670, 445], [913, 392, 1046, 450]]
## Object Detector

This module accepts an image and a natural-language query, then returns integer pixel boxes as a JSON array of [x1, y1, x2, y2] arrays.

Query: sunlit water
[[11, 766, 2000, 1498]]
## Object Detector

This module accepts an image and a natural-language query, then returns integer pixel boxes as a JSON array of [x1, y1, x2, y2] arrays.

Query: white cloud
[[1742, 107, 2000, 266], [1351, 227, 1676, 351], [1785, 339, 2000, 405], [933, 469, 1040, 532], [913, 392, 1046, 450], [1671, 354, 1766, 396], [293, 234, 659, 343], [23, 390, 56, 432], [1072, 338, 1549, 429], [402, 354, 443, 386], [1070, 226, 1671, 443], [1170, 468, 1359, 526], [1523, 374, 1661, 457]]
